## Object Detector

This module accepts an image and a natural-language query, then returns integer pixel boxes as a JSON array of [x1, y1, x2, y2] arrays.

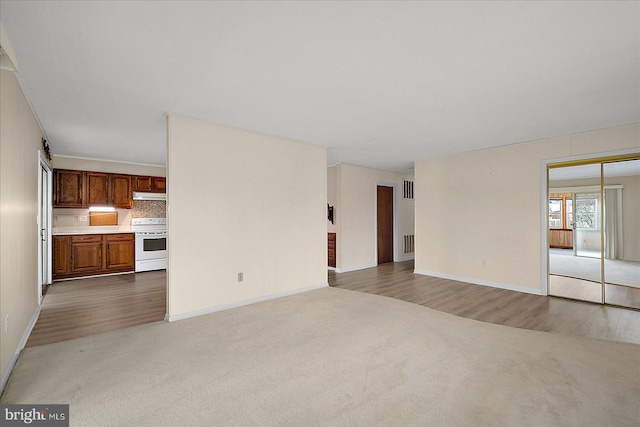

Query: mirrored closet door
[[548, 156, 640, 309]]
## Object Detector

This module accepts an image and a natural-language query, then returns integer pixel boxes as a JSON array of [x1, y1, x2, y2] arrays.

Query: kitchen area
[[52, 170, 167, 279], [27, 162, 168, 347]]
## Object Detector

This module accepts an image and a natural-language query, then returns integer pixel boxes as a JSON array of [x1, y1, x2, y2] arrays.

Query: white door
[[38, 157, 51, 301]]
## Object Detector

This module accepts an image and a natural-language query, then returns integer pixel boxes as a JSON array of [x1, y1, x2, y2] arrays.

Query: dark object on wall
[[42, 137, 52, 161], [328, 204, 334, 224]]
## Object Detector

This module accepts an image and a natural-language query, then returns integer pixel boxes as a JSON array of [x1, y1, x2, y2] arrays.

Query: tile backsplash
[[132, 200, 166, 218]]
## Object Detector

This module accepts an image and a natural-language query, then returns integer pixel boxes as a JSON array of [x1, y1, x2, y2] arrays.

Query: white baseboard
[[414, 269, 543, 295], [166, 282, 329, 322], [1, 305, 41, 394], [335, 263, 377, 273], [396, 255, 415, 262], [328, 267, 336, 271]]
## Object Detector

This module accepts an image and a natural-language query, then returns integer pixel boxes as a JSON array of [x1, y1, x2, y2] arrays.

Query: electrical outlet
[[481, 259, 488, 267], [237, 272, 243, 282], [4, 314, 8, 335], [79, 215, 88, 222]]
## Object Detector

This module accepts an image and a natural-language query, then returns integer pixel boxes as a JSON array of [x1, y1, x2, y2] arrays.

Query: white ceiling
[[1, 1, 638, 171]]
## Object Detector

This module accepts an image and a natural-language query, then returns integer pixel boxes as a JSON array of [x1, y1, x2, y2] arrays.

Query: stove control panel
[[131, 218, 167, 226]]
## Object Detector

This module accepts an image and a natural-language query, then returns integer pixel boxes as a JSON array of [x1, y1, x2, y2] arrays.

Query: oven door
[[135, 232, 167, 261]]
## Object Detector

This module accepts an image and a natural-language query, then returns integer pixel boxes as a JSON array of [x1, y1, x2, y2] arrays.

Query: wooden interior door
[[377, 186, 394, 264]]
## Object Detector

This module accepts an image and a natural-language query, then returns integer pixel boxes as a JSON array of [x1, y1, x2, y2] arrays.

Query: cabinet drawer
[[71, 234, 102, 243], [105, 233, 134, 242]]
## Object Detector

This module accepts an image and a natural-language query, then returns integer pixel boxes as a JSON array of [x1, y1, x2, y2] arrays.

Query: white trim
[[0, 306, 41, 394], [414, 269, 543, 296], [541, 162, 549, 295], [327, 266, 336, 271], [53, 270, 135, 282], [165, 283, 328, 322], [335, 263, 378, 273], [53, 154, 166, 168], [397, 255, 415, 262]]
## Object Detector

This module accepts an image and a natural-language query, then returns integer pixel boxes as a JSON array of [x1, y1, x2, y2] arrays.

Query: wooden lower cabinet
[[53, 235, 71, 275], [328, 232, 336, 268], [71, 235, 103, 273], [105, 234, 135, 270], [53, 233, 135, 280]]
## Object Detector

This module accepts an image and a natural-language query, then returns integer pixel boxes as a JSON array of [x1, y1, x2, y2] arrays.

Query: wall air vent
[[403, 180, 414, 199], [404, 235, 415, 254]]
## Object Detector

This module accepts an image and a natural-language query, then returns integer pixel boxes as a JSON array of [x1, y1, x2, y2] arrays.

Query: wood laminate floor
[[26, 271, 166, 347], [28, 261, 640, 348], [330, 260, 640, 345]]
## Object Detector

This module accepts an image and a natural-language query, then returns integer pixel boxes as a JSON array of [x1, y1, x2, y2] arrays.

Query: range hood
[[133, 192, 166, 201]]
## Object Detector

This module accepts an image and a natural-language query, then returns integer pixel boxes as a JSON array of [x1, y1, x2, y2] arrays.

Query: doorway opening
[[547, 154, 640, 309]]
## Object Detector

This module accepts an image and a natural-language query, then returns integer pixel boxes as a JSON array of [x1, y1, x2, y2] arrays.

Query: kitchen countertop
[[53, 226, 134, 235]]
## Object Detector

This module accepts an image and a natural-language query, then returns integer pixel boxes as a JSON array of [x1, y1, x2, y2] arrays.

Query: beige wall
[[166, 114, 327, 319], [415, 124, 640, 294], [332, 163, 415, 272], [550, 174, 640, 261], [0, 69, 44, 387], [53, 155, 166, 177]]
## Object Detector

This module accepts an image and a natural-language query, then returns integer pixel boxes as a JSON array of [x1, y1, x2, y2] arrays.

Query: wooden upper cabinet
[[54, 169, 85, 207], [111, 174, 132, 208], [86, 172, 110, 206], [152, 177, 166, 193], [134, 175, 165, 193], [133, 176, 153, 192], [54, 169, 164, 208]]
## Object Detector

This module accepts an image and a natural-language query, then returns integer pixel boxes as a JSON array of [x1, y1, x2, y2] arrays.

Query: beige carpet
[[2, 287, 639, 426]]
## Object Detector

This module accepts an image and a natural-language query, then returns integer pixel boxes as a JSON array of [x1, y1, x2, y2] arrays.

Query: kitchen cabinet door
[[328, 233, 336, 268], [152, 177, 166, 193], [133, 176, 152, 192], [86, 172, 110, 206], [105, 234, 135, 270], [70, 235, 103, 273], [111, 174, 133, 208], [54, 169, 85, 207], [53, 235, 70, 275]]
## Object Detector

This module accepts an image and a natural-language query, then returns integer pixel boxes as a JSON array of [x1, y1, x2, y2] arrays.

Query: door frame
[[37, 151, 52, 304], [541, 148, 640, 297], [373, 182, 398, 264]]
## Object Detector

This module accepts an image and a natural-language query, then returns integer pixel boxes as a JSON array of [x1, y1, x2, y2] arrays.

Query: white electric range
[[131, 218, 167, 272]]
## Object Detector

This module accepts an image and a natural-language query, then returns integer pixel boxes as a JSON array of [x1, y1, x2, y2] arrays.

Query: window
[[575, 194, 598, 229], [565, 197, 573, 228], [549, 198, 562, 228]]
